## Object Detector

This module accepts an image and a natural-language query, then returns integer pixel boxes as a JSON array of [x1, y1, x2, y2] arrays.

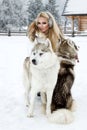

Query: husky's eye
[[39, 53, 43, 56]]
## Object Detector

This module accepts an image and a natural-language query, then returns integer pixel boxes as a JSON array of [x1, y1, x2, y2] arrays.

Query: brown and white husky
[[48, 38, 79, 124]]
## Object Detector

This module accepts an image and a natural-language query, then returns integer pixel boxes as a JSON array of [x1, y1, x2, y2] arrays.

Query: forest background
[[0, 0, 66, 31]]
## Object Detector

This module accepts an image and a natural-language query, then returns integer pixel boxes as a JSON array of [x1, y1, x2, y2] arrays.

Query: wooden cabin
[[62, 0, 87, 36]]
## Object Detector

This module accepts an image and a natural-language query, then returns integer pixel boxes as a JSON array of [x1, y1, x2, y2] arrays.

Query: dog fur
[[23, 39, 60, 117], [51, 38, 78, 111], [23, 38, 78, 124], [48, 38, 79, 124]]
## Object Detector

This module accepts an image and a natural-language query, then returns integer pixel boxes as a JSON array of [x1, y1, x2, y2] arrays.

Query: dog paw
[[25, 101, 30, 107], [41, 104, 46, 115], [70, 100, 77, 112], [26, 104, 29, 107], [27, 113, 34, 117], [46, 110, 51, 117]]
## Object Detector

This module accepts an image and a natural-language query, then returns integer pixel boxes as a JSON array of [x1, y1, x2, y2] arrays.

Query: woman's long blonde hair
[[28, 11, 64, 51]]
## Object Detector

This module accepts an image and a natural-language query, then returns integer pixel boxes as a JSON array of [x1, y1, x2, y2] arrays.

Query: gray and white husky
[[23, 39, 60, 117]]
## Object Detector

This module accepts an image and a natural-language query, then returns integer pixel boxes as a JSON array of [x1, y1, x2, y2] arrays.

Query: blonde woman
[[27, 11, 64, 52], [26, 11, 78, 114], [26, 11, 64, 97]]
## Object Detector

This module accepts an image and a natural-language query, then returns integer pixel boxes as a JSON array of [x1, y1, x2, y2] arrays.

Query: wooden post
[[71, 16, 75, 37], [64, 17, 67, 34], [78, 16, 80, 31], [8, 29, 11, 36]]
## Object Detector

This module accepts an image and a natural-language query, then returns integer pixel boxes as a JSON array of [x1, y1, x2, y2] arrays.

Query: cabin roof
[[62, 0, 87, 16]]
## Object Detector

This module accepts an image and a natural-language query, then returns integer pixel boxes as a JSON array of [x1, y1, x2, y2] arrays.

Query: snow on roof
[[62, 0, 87, 16]]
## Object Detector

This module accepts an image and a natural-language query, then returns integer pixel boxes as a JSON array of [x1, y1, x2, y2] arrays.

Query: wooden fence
[[64, 30, 87, 37], [0, 30, 27, 36], [61, 26, 87, 37], [0, 30, 87, 37]]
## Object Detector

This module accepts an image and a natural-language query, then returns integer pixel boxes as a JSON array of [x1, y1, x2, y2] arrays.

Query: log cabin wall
[[78, 16, 87, 31], [62, 0, 87, 32], [67, 16, 87, 31]]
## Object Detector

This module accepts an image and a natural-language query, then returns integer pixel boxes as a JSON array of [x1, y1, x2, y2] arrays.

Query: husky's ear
[[45, 39, 53, 51]]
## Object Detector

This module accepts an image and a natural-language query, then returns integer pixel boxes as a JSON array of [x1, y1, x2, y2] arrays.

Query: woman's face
[[37, 17, 49, 33]]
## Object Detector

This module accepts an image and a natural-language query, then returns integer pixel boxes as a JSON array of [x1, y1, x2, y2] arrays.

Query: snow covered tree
[[0, 0, 62, 31], [27, 0, 45, 24], [0, 0, 28, 31], [45, 0, 61, 25], [0, 0, 13, 30], [11, 0, 24, 29]]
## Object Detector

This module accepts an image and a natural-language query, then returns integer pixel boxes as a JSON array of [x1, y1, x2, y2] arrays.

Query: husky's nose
[[32, 59, 37, 65]]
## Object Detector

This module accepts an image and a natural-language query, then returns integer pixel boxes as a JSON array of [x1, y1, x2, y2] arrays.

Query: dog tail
[[48, 109, 74, 124]]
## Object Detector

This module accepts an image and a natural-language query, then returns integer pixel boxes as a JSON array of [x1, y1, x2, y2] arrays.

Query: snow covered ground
[[0, 36, 87, 130]]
